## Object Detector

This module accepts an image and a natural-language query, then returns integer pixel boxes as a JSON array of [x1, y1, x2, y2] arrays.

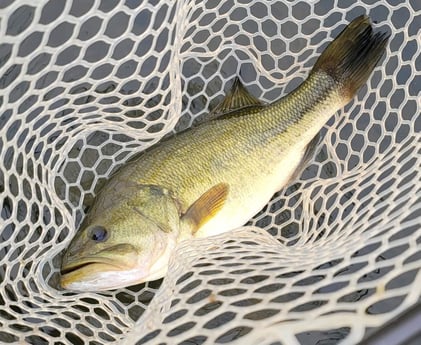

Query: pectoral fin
[[182, 183, 229, 235]]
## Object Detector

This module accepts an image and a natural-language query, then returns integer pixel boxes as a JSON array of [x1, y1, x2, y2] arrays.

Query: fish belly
[[195, 141, 308, 238]]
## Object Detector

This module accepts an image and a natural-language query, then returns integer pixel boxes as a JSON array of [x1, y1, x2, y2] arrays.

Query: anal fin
[[288, 133, 320, 184]]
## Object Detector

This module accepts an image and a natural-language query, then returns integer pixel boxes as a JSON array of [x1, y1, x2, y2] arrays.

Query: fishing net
[[0, 0, 419, 344]]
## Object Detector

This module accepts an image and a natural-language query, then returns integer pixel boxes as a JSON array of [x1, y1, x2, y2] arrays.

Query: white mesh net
[[0, 0, 419, 344]]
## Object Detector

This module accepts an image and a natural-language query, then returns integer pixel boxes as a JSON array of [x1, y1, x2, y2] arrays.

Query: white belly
[[195, 144, 307, 238]]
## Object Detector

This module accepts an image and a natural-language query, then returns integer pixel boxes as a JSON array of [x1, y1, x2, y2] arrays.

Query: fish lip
[[60, 257, 126, 275], [59, 259, 133, 290], [60, 243, 139, 275]]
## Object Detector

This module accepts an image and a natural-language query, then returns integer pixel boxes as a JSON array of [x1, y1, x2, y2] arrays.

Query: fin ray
[[182, 183, 229, 234], [312, 15, 389, 100], [210, 77, 266, 118], [288, 133, 320, 184]]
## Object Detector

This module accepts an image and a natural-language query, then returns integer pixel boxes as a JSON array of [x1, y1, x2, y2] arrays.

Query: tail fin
[[312, 15, 389, 100]]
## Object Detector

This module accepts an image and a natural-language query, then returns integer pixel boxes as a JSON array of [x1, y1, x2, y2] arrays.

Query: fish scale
[[119, 74, 339, 233], [60, 15, 389, 291]]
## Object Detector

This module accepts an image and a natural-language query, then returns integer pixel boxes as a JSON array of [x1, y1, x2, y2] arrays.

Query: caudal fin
[[312, 15, 389, 100]]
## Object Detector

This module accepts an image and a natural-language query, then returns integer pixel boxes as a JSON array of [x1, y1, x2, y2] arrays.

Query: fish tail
[[311, 15, 389, 100]]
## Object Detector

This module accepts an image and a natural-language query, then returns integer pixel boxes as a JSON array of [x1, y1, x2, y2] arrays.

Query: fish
[[60, 15, 389, 291]]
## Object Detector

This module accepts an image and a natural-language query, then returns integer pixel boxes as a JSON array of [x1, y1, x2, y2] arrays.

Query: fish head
[[60, 184, 181, 291]]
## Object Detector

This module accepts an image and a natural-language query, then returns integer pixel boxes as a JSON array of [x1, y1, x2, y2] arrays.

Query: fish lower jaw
[[60, 267, 152, 291], [60, 258, 142, 291], [60, 260, 169, 291], [60, 240, 178, 291]]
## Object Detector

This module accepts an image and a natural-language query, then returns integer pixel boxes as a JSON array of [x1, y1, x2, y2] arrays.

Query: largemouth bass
[[60, 16, 388, 291]]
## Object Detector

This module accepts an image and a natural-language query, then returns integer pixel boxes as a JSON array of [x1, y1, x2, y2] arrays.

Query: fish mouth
[[61, 261, 104, 275], [61, 256, 125, 274], [60, 258, 130, 290], [60, 243, 139, 275]]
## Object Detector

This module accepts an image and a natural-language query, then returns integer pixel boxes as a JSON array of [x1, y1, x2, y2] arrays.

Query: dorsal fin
[[210, 77, 266, 118], [182, 183, 229, 235]]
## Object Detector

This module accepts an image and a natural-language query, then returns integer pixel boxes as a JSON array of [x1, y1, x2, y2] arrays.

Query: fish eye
[[90, 226, 108, 242]]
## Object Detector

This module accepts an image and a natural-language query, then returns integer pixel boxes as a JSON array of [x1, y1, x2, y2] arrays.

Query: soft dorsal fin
[[210, 77, 266, 118], [182, 183, 229, 235]]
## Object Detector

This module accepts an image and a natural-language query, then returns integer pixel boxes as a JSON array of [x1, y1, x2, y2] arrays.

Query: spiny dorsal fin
[[182, 183, 229, 235], [210, 77, 266, 118]]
